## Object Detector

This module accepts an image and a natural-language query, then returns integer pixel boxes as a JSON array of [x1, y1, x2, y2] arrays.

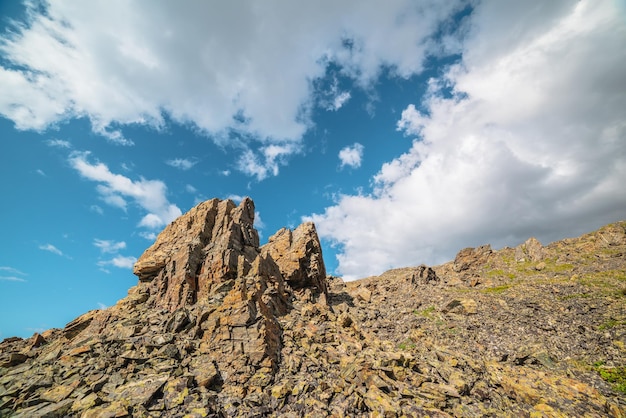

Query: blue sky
[[1, 1, 625, 339]]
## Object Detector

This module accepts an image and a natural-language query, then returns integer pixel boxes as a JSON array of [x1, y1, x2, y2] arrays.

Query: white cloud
[[97, 302, 108, 310], [100, 192, 127, 211], [185, 184, 197, 194], [0, 276, 27, 283], [226, 194, 244, 204], [330, 91, 351, 111], [139, 231, 157, 241], [0, 266, 27, 276], [90, 204, 104, 215], [46, 139, 71, 148], [254, 211, 265, 230], [166, 158, 197, 171], [338, 143, 364, 169], [319, 75, 352, 111], [93, 239, 126, 254], [39, 243, 64, 256], [237, 143, 302, 180], [309, 1, 626, 280], [36, 169, 46, 176], [69, 151, 182, 229], [138, 213, 165, 229], [98, 255, 137, 269], [0, 0, 464, 177]]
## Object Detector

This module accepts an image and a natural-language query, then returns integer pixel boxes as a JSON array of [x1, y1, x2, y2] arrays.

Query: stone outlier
[[515, 236, 544, 262], [133, 198, 262, 311]]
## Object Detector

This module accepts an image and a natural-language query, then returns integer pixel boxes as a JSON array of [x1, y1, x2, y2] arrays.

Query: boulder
[[515, 237, 544, 262], [453, 245, 492, 272]]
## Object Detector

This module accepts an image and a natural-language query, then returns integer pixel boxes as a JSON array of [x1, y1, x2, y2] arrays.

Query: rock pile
[[1, 199, 625, 417]]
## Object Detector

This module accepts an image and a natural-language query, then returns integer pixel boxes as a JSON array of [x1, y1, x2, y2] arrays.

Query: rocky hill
[[1, 198, 625, 417]]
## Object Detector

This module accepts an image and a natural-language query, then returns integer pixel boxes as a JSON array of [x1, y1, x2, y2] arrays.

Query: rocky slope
[[1, 198, 625, 417]]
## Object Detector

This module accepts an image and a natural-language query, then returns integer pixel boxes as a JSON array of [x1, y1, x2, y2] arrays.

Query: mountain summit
[[1, 198, 625, 417]]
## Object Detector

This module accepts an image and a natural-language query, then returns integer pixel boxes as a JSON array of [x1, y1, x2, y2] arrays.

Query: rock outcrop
[[261, 223, 327, 296], [133, 198, 263, 310], [1, 200, 625, 417]]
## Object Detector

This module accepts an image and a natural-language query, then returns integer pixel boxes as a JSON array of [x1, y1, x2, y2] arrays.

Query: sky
[[1, 0, 625, 339]]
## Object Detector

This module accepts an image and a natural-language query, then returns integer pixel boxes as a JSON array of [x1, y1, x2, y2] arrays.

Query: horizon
[[1, 0, 625, 339]]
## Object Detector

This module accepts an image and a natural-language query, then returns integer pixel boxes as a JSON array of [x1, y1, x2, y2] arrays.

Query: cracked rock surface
[[1, 199, 625, 417]]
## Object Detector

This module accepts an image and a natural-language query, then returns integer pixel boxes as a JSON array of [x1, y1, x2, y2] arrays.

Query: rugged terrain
[[1, 197, 625, 417]]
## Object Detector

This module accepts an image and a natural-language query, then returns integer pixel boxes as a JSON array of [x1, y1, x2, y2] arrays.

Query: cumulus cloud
[[94, 238, 135, 270], [166, 158, 197, 171], [98, 255, 137, 269], [45, 139, 71, 148], [0, 0, 464, 177], [93, 239, 126, 254], [39, 243, 64, 256], [338, 143, 364, 169], [139, 231, 157, 241], [319, 75, 352, 111], [237, 143, 302, 181], [309, 0, 626, 280], [226, 194, 244, 204], [331, 92, 351, 111], [69, 151, 182, 229]]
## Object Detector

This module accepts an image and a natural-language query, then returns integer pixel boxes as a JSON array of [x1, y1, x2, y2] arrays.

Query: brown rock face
[[134, 197, 263, 310], [129, 197, 324, 389], [261, 222, 327, 295], [453, 244, 492, 273], [515, 236, 544, 262]]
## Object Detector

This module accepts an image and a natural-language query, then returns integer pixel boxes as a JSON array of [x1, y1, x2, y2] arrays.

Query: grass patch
[[595, 365, 626, 395], [598, 319, 626, 331], [513, 260, 534, 273], [579, 270, 626, 291], [414, 306, 436, 318], [481, 285, 512, 294], [600, 248, 624, 257], [397, 339, 416, 351], [510, 257, 574, 275]]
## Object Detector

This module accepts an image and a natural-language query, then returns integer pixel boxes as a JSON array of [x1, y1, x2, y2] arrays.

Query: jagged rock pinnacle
[[133, 197, 326, 311]]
